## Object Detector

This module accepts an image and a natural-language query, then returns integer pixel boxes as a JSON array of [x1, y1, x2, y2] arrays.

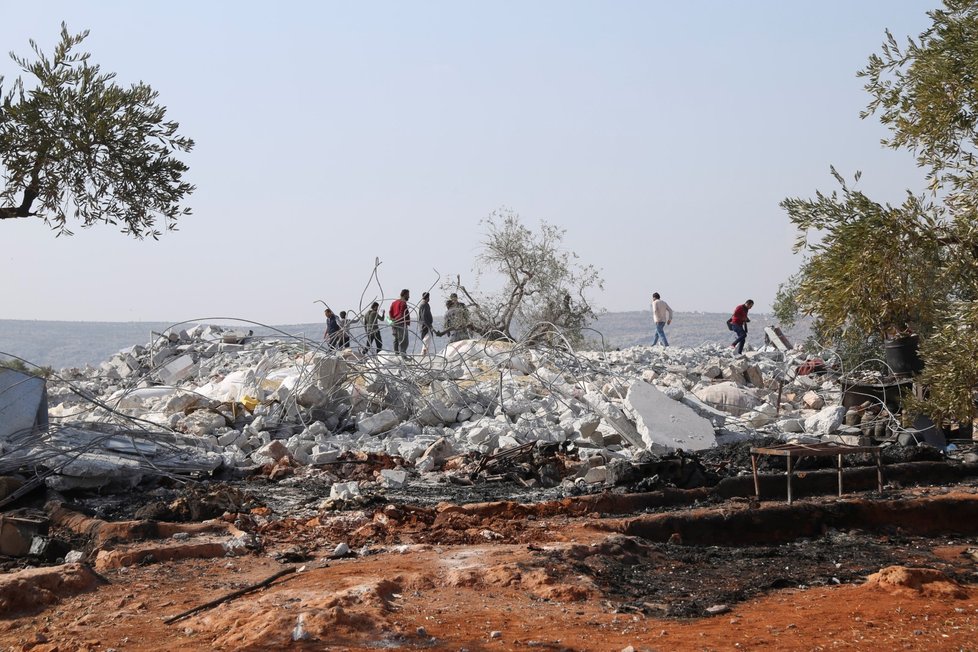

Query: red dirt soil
[[0, 524, 976, 651]]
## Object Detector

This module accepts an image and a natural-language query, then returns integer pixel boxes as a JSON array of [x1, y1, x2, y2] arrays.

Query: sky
[[0, 1, 935, 324]]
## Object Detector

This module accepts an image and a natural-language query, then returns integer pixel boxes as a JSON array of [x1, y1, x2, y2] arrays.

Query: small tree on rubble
[[0, 24, 194, 238], [446, 208, 603, 345]]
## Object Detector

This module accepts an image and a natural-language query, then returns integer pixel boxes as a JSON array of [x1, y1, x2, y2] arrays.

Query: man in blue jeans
[[650, 292, 673, 346], [730, 299, 754, 354]]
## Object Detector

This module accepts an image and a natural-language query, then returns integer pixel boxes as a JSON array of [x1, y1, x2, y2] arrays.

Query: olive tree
[[0, 24, 194, 238], [445, 208, 603, 345], [780, 0, 978, 422]]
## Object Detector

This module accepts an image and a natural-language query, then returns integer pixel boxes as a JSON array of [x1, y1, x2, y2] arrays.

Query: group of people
[[323, 290, 473, 357], [649, 293, 755, 354]]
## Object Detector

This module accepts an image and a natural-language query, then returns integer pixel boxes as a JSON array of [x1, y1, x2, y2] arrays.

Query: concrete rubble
[[0, 323, 942, 495]]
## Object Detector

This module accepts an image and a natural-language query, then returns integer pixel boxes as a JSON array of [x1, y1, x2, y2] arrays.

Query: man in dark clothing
[[389, 289, 411, 356], [418, 292, 434, 356], [323, 308, 340, 349], [730, 299, 754, 354]]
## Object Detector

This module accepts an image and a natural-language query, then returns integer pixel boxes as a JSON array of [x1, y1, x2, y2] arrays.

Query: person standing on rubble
[[438, 293, 472, 343], [650, 292, 673, 347], [323, 308, 340, 349], [361, 302, 384, 354], [338, 311, 351, 348], [729, 299, 754, 354], [418, 292, 435, 356], [390, 289, 411, 356]]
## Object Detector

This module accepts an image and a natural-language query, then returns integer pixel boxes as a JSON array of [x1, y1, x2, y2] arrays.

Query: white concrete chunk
[[625, 380, 716, 452], [804, 405, 846, 435], [358, 409, 399, 435]]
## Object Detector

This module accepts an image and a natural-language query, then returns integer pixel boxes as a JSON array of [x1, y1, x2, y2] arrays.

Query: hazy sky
[[1, 1, 933, 324]]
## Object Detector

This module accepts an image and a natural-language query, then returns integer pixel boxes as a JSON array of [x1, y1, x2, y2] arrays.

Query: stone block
[[329, 481, 361, 500], [679, 394, 727, 428], [158, 354, 196, 385], [802, 390, 825, 410], [251, 440, 291, 466], [358, 409, 400, 436], [804, 405, 846, 435], [583, 466, 608, 484], [380, 469, 408, 488], [778, 418, 806, 433], [625, 381, 716, 452], [744, 365, 764, 388], [295, 383, 328, 408], [308, 445, 339, 465]]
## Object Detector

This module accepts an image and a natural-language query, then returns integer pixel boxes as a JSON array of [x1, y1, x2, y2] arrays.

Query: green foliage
[[772, 273, 801, 329], [780, 1, 978, 422], [781, 170, 948, 341], [0, 24, 194, 238], [909, 300, 978, 422], [860, 0, 978, 205], [0, 357, 53, 378], [444, 208, 604, 345]]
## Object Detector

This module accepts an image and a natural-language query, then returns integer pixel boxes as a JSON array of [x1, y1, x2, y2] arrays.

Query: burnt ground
[[2, 441, 978, 650]]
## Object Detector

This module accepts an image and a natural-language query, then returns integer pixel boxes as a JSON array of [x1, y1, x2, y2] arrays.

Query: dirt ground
[[1, 475, 977, 651]]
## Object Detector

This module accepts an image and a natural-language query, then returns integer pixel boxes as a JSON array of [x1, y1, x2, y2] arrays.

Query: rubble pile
[[0, 323, 946, 495]]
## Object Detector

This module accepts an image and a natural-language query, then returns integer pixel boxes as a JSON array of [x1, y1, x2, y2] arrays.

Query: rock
[[332, 542, 350, 557], [744, 365, 764, 388], [295, 383, 327, 408], [329, 481, 361, 501], [802, 390, 825, 410], [158, 354, 196, 385], [804, 405, 846, 436], [380, 469, 408, 488], [679, 394, 727, 428], [625, 381, 716, 452], [251, 440, 291, 466], [705, 604, 731, 615], [358, 409, 399, 436], [778, 418, 806, 433], [583, 466, 607, 483], [583, 393, 645, 450], [692, 382, 759, 417]]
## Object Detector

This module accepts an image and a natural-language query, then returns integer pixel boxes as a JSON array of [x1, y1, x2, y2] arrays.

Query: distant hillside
[[0, 312, 809, 369]]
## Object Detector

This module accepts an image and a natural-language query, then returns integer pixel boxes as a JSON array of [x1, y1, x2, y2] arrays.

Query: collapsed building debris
[[0, 321, 968, 504]]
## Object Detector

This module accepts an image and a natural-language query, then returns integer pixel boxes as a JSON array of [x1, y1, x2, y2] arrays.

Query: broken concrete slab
[[625, 380, 716, 452], [358, 409, 399, 436], [158, 354, 196, 385]]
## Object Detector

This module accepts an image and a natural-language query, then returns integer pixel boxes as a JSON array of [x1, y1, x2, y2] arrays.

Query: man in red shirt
[[390, 289, 411, 356], [730, 299, 754, 354]]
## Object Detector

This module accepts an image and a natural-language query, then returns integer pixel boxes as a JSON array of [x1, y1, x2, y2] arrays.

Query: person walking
[[650, 292, 673, 347], [389, 289, 411, 356], [418, 292, 435, 356], [729, 299, 754, 354], [323, 308, 340, 349], [361, 302, 383, 354]]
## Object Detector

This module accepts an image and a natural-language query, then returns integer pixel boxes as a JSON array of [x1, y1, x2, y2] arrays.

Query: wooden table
[[749, 442, 884, 504]]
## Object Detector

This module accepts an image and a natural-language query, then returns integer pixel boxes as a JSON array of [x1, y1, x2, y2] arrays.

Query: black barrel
[[884, 334, 924, 377]]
